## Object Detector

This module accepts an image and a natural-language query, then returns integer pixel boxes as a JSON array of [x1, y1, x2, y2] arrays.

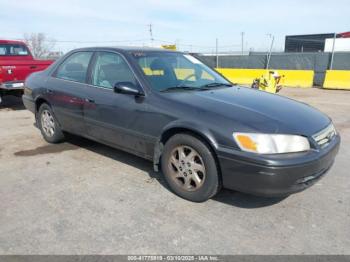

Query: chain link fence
[[197, 52, 350, 86]]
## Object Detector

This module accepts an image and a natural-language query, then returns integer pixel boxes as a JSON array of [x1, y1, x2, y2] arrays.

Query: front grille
[[312, 123, 336, 147]]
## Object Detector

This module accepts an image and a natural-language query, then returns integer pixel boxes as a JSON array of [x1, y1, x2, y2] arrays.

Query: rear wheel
[[161, 134, 221, 202], [38, 103, 65, 143]]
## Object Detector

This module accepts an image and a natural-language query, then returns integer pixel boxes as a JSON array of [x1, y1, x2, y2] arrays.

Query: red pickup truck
[[0, 39, 53, 103]]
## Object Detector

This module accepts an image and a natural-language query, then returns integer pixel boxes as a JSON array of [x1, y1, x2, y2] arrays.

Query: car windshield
[[0, 44, 29, 56], [132, 51, 232, 92]]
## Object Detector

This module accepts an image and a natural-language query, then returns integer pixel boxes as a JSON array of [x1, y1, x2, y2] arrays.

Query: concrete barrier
[[142, 67, 315, 88], [215, 69, 265, 86], [323, 70, 350, 90], [216, 68, 314, 88], [277, 70, 314, 88]]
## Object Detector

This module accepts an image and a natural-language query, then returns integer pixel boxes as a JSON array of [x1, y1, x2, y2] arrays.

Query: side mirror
[[114, 82, 143, 96]]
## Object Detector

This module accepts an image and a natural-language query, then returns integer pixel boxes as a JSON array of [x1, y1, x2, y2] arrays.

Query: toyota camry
[[22, 47, 340, 202]]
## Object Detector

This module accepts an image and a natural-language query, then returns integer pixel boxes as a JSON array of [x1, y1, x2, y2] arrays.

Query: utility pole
[[148, 23, 154, 46], [175, 39, 180, 51], [216, 38, 219, 68], [266, 34, 275, 69], [241, 32, 245, 55], [329, 32, 337, 70]]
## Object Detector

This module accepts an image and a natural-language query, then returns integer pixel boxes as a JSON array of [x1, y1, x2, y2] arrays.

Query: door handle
[[47, 89, 53, 94], [30, 65, 37, 69], [84, 98, 95, 103]]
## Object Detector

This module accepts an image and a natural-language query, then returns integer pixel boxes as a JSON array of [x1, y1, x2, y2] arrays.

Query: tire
[[37, 103, 65, 143], [161, 133, 221, 202]]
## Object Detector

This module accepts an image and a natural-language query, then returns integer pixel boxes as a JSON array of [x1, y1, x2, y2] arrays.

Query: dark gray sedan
[[22, 47, 340, 202]]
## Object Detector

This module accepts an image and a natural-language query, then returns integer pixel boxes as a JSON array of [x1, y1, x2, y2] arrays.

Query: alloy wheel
[[168, 145, 206, 191], [41, 109, 55, 137]]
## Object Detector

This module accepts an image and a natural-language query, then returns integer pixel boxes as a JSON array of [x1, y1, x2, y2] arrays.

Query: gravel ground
[[0, 87, 349, 255]]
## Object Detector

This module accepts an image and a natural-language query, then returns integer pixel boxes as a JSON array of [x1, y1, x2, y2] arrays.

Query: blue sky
[[0, 0, 349, 53]]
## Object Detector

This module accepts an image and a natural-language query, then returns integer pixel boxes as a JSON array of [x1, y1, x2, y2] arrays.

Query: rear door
[[45, 51, 93, 134]]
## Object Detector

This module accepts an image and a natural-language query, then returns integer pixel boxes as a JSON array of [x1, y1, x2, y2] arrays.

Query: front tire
[[161, 134, 221, 202], [37, 103, 65, 143]]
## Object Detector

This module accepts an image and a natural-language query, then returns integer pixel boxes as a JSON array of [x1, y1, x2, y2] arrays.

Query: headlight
[[233, 133, 310, 154]]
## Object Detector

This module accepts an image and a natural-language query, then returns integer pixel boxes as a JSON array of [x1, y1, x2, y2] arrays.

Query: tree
[[23, 33, 56, 58]]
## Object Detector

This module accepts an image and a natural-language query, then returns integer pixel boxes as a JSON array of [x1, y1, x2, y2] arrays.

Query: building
[[285, 33, 335, 52], [324, 37, 350, 52], [285, 32, 350, 52], [46, 51, 64, 60]]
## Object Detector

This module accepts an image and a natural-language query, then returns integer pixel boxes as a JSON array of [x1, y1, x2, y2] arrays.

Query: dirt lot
[[0, 88, 349, 255]]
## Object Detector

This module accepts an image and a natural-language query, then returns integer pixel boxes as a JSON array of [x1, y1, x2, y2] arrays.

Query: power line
[[154, 38, 241, 48], [13, 34, 242, 49], [13, 35, 246, 52], [15, 38, 150, 44]]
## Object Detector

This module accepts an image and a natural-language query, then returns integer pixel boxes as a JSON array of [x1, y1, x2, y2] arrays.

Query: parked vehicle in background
[[23, 47, 340, 202], [0, 39, 53, 103]]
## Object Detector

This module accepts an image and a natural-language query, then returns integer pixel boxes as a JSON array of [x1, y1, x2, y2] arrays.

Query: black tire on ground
[[161, 133, 221, 202], [37, 103, 65, 143]]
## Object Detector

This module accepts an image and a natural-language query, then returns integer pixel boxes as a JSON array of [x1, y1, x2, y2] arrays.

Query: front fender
[[161, 120, 219, 149], [152, 120, 219, 172]]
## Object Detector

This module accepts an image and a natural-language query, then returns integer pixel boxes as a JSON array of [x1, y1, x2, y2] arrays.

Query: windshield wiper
[[161, 83, 233, 92], [201, 82, 233, 89], [160, 86, 201, 92]]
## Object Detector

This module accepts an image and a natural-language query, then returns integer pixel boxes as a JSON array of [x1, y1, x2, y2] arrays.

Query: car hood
[[161, 86, 331, 136]]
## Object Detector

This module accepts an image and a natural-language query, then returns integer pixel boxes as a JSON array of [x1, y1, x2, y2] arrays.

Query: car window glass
[[0, 44, 29, 56], [92, 52, 137, 89], [136, 53, 217, 91], [56, 52, 93, 83], [139, 55, 214, 81]]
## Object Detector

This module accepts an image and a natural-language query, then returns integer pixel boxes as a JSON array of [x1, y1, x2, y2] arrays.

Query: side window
[[92, 52, 137, 89], [55, 52, 93, 83]]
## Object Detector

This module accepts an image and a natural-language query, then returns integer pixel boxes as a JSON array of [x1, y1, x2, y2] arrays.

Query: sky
[[0, 0, 349, 54]]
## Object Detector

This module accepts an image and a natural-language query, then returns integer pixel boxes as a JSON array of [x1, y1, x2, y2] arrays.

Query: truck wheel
[[38, 103, 65, 143], [161, 134, 221, 202]]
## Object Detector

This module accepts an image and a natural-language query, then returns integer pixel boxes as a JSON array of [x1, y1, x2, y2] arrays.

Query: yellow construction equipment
[[161, 45, 177, 50]]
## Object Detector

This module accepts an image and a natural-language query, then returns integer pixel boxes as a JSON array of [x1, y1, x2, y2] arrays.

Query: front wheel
[[37, 103, 65, 143], [161, 134, 221, 202]]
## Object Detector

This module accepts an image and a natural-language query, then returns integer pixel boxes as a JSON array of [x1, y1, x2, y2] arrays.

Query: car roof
[[0, 39, 27, 45], [71, 46, 180, 54]]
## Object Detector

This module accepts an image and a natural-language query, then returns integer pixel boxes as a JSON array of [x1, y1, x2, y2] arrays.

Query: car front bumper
[[217, 135, 340, 197]]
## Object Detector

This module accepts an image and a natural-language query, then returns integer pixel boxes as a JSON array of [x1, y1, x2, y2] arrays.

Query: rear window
[[55, 52, 93, 83], [0, 44, 29, 56]]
